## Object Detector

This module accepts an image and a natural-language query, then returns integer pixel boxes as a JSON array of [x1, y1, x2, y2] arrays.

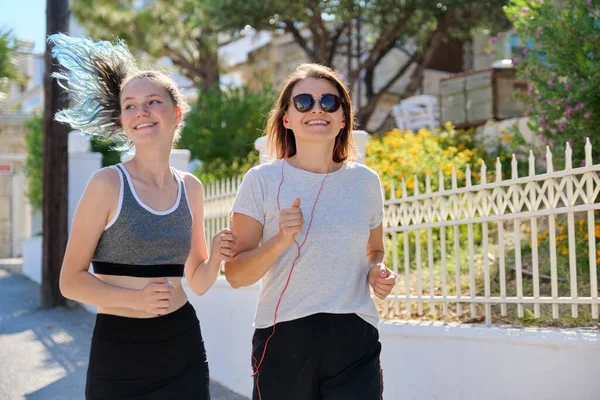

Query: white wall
[[22, 235, 42, 284], [185, 277, 600, 400], [379, 323, 598, 400], [68, 131, 103, 231], [68, 151, 102, 229], [11, 167, 30, 257]]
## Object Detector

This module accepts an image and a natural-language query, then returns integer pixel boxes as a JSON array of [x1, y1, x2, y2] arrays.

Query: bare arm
[[366, 222, 396, 299], [223, 214, 288, 288], [366, 223, 386, 268], [60, 168, 142, 308], [182, 174, 223, 295], [224, 198, 303, 288]]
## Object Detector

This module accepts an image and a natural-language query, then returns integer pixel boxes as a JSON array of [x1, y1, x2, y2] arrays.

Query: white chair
[[391, 94, 440, 132]]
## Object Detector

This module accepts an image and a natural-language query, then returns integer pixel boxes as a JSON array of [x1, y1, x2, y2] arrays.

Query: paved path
[[0, 261, 248, 400]]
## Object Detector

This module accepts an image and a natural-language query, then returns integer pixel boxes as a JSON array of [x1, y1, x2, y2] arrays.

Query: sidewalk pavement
[[0, 260, 248, 400]]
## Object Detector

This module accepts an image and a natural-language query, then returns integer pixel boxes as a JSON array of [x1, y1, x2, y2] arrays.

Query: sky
[[0, 0, 265, 60], [1, 0, 47, 53]]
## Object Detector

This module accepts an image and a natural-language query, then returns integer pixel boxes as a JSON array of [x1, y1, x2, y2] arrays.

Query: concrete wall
[[0, 173, 13, 257], [68, 131, 103, 231], [0, 113, 30, 258], [0, 155, 29, 258]]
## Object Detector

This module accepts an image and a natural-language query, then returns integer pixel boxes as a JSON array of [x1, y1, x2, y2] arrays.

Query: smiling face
[[283, 78, 346, 145], [119, 77, 182, 147]]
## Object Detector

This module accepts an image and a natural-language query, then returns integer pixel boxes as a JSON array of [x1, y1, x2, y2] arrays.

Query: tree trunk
[[197, 34, 220, 92], [356, 10, 457, 130], [41, 0, 69, 308]]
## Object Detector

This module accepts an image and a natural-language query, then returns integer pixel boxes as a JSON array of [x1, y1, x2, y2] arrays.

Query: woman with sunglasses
[[225, 63, 397, 400]]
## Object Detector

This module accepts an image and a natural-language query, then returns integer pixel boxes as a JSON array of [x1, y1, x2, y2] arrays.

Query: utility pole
[[41, 0, 70, 307]]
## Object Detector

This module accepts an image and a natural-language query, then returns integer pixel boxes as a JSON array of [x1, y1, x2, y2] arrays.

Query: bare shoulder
[[176, 170, 204, 207], [178, 171, 203, 192], [86, 166, 120, 195], [72, 167, 119, 225]]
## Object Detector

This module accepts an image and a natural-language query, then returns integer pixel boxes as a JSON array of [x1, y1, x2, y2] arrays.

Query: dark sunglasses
[[291, 93, 344, 113]]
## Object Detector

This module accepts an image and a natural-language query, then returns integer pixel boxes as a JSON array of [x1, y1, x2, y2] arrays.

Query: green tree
[[24, 115, 44, 211], [505, 0, 600, 165], [0, 28, 21, 101], [206, 0, 510, 129], [178, 83, 278, 183], [71, 0, 220, 90]]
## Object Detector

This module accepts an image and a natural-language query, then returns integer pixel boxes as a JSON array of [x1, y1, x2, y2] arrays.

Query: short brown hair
[[265, 63, 355, 162]]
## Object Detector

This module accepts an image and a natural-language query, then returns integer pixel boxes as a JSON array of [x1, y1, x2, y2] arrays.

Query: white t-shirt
[[230, 159, 384, 329]]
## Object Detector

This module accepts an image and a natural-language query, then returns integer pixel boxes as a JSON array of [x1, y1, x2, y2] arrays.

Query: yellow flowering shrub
[[366, 122, 484, 198]]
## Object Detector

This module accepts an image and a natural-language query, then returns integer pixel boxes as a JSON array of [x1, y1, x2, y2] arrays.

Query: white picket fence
[[203, 139, 600, 325], [384, 138, 599, 324], [203, 176, 242, 244]]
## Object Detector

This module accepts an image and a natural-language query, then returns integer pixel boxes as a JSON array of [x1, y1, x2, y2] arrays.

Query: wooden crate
[[439, 76, 466, 124], [439, 67, 526, 128]]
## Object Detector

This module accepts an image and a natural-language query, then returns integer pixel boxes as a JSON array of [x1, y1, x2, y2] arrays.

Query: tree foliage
[[505, 0, 600, 165], [0, 29, 21, 101], [178, 83, 278, 183], [71, 0, 220, 90], [207, 0, 510, 128]]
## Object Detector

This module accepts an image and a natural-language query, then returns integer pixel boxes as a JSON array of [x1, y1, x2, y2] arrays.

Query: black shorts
[[251, 313, 383, 400], [86, 302, 210, 400]]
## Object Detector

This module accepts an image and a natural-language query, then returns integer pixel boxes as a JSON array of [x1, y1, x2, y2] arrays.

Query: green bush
[[23, 115, 43, 211], [366, 123, 485, 197], [89, 136, 124, 167], [0, 29, 21, 101], [504, 0, 600, 166], [178, 83, 278, 184]]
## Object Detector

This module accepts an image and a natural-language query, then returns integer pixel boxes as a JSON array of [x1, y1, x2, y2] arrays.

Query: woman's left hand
[[368, 263, 397, 300]]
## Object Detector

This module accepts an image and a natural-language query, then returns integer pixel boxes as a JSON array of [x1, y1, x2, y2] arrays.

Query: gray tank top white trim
[[92, 163, 194, 267], [119, 163, 182, 215]]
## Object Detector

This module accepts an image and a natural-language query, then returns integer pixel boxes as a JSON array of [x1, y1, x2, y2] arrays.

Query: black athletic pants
[[251, 313, 383, 400]]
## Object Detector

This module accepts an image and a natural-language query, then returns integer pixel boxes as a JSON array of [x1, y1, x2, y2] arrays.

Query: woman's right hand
[[134, 279, 174, 315], [278, 198, 304, 245]]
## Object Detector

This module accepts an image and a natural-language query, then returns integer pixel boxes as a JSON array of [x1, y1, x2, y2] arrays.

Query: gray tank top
[[91, 163, 193, 277]]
